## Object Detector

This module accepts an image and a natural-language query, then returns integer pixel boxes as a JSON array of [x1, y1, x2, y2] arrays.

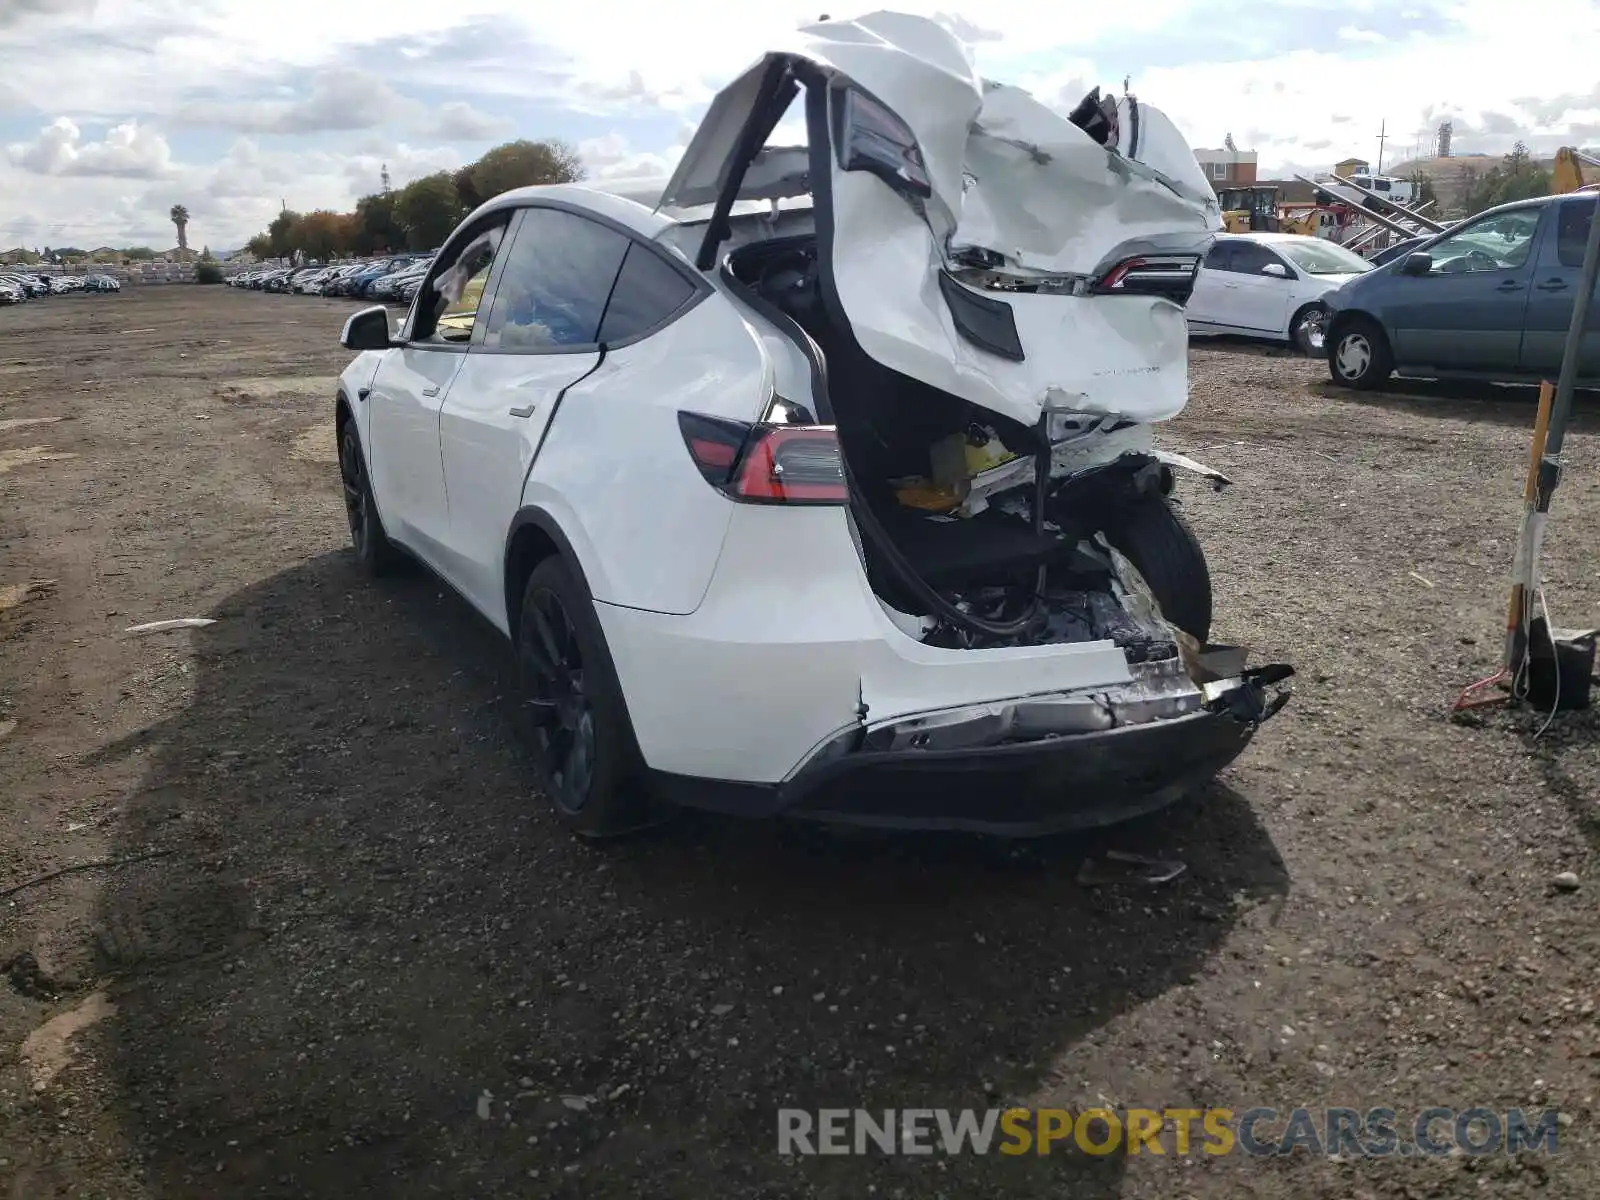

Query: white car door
[[1224, 241, 1296, 335], [436, 206, 623, 624], [1186, 241, 1237, 333], [364, 349, 462, 560], [366, 221, 508, 566]]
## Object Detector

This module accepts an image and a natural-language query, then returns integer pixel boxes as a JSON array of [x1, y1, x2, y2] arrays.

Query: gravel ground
[[1, 287, 1599, 1198]]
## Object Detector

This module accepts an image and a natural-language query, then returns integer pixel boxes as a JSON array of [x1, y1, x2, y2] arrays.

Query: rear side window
[[1556, 198, 1596, 270], [1203, 242, 1235, 272], [596, 244, 697, 344], [482, 208, 629, 351]]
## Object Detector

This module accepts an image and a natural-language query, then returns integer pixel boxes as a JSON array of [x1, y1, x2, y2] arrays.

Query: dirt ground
[[2, 286, 1599, 1198]]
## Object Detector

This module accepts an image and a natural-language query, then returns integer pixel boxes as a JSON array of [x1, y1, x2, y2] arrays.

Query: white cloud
[[176, 70, 420, 135], [416, 101, 512, 141], [578, 133, 680, 180], [2, 0, 1600, 247], [7, 118, 174, 178], [0, 0, 93, 28]]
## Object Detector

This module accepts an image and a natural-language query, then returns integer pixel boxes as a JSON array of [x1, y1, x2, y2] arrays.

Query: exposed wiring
[[841, 427, 1049, 641]]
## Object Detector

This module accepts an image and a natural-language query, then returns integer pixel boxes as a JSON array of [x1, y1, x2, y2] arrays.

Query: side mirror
[[1400, 252, 1433, 276], [1260, 262, 1291, 279], [340, 304, 393, 351]]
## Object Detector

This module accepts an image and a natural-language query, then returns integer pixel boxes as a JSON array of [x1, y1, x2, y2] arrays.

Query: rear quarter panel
[[521, 290, 772, 615]]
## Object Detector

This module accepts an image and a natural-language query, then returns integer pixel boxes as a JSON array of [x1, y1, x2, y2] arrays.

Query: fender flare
[[502, 506, 600, 633]]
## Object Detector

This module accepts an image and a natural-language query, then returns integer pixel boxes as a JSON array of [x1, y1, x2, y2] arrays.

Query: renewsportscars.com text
[[777, 1106, 1562, 1158]]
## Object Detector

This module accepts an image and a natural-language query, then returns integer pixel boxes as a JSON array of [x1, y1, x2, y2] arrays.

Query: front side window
[[1425, 208, 1541, 274], [482, 208, 629, 351], [412, 228, 503, 345]]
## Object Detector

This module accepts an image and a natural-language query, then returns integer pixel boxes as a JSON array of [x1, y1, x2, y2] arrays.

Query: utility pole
[[381, 163, 392, 195], [1375, 119, 1388, 174]]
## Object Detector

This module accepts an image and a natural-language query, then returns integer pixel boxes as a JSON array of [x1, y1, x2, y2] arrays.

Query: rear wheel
[[517, 558, 658, 838], [1104, 500, 1212, 643], [1328, 317, 1394, 390]]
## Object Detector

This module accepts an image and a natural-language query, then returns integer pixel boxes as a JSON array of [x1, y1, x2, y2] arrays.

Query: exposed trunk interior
[[725, 234, 1193, 662]]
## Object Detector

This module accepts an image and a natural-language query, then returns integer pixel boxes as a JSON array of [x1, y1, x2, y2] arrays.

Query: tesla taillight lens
[[834, 86, 932, 199], [677, 411, 847, 505], [1093, 254, 1203, 304]]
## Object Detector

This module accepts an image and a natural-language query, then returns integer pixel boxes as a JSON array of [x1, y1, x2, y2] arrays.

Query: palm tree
[[169, 205, 190, 261]]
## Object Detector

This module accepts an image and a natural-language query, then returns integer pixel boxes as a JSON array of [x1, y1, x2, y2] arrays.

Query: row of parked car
[[229, 254, 438, 303], [0, 271, 121, 304]]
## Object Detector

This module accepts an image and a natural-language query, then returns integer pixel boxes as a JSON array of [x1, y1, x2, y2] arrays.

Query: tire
[[1290, 302, 1329, 357], [516, 557, 658, 838], [338, 421, 401, 576], [1104, 500, 1212, 643], [1327, 316, 1394, 390]]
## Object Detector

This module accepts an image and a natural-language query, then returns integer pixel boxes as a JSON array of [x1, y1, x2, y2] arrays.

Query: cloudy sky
[[1, 0, 1597, 250]]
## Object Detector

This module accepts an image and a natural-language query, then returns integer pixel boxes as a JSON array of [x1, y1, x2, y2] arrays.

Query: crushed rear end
[[639, 12, 1292, 832]]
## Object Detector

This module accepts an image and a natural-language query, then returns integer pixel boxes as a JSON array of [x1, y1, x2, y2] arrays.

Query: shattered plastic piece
[[1076, 851, 1187, 887], [433, 226, 505, 304], [124, 618, 217, 635]]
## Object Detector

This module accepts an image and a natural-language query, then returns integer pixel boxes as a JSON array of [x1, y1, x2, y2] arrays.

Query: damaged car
[[333, 11, 1292, 838]]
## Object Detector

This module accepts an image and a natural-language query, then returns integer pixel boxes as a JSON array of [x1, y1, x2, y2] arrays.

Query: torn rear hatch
[[659, 11, 1222, 430]]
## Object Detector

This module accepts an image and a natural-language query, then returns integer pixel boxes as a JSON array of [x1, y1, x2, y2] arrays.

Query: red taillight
[[677, 411, 847, 505], [1093, 253, 1202, 303], [731, 426, 848, 503]]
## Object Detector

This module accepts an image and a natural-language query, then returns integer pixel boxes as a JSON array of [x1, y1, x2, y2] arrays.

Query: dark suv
[[1324, 193, 1598, 389]]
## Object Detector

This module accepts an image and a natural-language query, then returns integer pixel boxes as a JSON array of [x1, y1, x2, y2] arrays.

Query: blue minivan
[[1323, 193, 1599, 389]]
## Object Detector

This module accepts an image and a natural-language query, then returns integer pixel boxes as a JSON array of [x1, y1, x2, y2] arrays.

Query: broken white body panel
[[660, 10, 1221, 430]]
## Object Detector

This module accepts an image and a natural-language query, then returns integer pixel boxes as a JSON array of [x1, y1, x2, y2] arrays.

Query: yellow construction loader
[[1551, 146, 1600, 194], [1218, 184, 1319, 236]]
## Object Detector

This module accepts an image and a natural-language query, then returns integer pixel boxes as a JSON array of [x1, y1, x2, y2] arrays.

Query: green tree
[[267, 209, 301, 259], [290, 209, 352, 260], [169, 204, 190, 258], [468, 139, 585, 202], [353, 192, 405, 254], [393, 173, 465, 250], [1461, 141, 1552, 215], [122, 246, 156, 261], [452, 164, 483, 213], [246, 233, 273, 260]]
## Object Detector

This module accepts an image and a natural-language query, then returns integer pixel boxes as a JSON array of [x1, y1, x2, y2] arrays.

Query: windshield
[[1276, 239, 1373, 276]]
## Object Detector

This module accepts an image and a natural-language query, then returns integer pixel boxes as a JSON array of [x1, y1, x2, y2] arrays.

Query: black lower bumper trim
[[649, 676, 1288, 837]]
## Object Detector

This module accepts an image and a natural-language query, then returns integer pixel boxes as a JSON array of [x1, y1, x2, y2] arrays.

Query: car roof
[[473, 180, 676, 241]]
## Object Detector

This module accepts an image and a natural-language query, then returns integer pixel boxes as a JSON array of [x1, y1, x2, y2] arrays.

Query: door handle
[[508, 404, 537, 419], [1494, 280, 1523, 292], [421, 385, 440, 397], [1536, 279, 1569, 292]]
